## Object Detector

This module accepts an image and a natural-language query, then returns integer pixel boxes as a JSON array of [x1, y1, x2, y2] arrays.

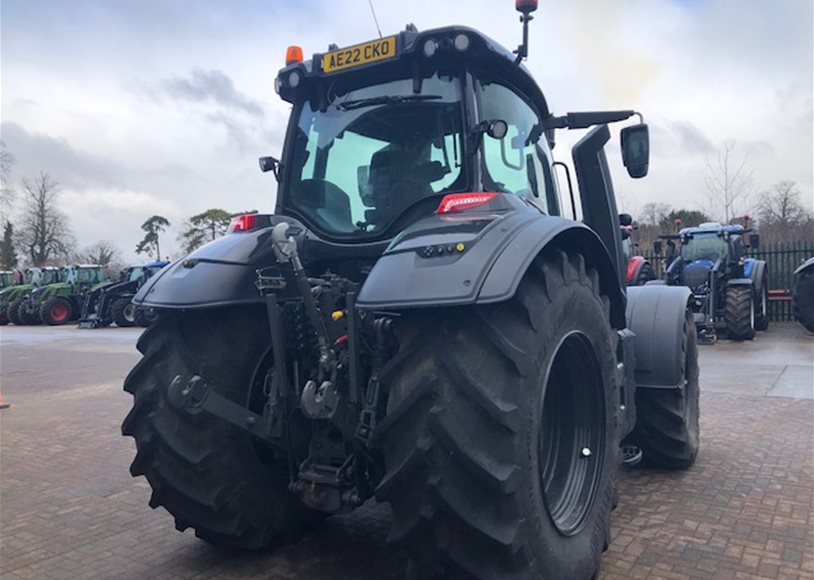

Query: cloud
[[651, 121, 716, 158], [160, 69, 264, 118], [0, 121, 121, 188]]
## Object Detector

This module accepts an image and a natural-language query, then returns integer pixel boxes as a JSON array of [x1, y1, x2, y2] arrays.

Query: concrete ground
[[0, 323, 812, 579]]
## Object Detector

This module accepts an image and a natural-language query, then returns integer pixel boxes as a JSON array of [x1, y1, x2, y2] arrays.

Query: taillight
[[228, 214, 257, 233], [437, 193, 497, 214]]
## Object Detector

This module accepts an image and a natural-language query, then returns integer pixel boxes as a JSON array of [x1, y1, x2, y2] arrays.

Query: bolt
[[246, 416, 256, 426], [620, 405, 626, 411], [580, 447, 592, 458]]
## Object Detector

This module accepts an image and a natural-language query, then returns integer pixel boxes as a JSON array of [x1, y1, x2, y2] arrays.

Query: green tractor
[[3, 268, 61, 325], [16, 265, 109, 326]]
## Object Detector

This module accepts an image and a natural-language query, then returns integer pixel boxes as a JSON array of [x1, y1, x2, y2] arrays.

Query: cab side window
[[476, 79, 558, 215]]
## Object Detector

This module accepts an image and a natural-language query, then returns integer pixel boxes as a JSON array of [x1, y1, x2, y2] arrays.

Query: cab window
[[476, 79, 558, 215]]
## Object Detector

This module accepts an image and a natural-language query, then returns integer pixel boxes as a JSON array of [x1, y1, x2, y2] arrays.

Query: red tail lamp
[[437, 193, 497, 214], [228, 214, 257, 232]]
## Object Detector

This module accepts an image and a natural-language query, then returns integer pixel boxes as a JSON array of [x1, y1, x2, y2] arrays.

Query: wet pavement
[[1, 323, 812, 579]]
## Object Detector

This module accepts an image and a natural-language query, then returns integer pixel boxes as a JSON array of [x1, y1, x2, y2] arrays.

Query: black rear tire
[[793, 268, 814, 334], [112, 298, 137, 327], [724, 286, 755, 340], [40, 296, 74, 326], [121, 307, 323, 549], [376, 250, 618, 580], [629, 309, 700, 469]]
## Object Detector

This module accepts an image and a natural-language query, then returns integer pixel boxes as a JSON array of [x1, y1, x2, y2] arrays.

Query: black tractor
[[654, 222, 767, 342], [78, 261, 170, 328], [122, 6, 700, 578], [793, 257, 814, 333]]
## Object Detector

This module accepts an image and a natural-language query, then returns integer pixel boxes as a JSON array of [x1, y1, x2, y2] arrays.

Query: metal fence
[[640, 241, 814, 322]]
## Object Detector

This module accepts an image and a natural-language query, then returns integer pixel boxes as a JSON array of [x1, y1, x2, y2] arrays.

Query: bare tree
[[704, 141, 755, 223], [16, 172, 75, 266], [757, 181, 814, 244], [0, 139, 15, 219], [75, 240, 122, 267], [640, 202, 671, 226]]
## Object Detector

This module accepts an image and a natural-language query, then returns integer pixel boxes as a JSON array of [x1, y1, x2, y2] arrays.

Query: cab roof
[[680, 223, 745, 236], [276, 24, 550, 119]]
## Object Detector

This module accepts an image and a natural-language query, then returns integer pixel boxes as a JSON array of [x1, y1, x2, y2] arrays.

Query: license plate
[[322, 36, 397, 74]]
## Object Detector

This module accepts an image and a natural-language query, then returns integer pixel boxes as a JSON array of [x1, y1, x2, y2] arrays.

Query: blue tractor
[[655, 222, 768, 341]]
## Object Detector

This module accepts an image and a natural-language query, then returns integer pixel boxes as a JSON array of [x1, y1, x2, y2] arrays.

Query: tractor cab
[[128, 261, 169, 283], [0, 271, 15, 289], [62, 265, 107, 288], [26, 267, 60, 286], [257, 18, 649, 280], [665, 223, 753, 288]]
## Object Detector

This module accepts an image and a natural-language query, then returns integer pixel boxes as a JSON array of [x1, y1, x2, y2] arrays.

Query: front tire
[[17, 298, 42, 325], [8, 298, 24, 325], [629, 309, 700, 469], [793, 268, 814, 334], [112, 298, 137, 327], [725, 286, 755, 340], [41, 296, 74, 326], [377, 250, 618, 580], [121, 307, 323, 549]]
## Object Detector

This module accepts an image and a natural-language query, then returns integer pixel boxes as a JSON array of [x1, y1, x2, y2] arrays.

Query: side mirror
[[653, 240, 663, 255], [259, 156, 280, 180], [619, 213, 633, 227], [749, 233, 760, 249], [487, 120, 508, 140], [620, 124, 649, 179]]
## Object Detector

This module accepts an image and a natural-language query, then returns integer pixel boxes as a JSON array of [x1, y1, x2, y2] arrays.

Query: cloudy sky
[[1, 0, 812, 262]]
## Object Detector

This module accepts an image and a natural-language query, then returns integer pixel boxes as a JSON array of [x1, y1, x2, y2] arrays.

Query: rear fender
[[134, 216, 300, 309], [356, 211, 626, 328], [793, 257, 814, 275], [626, 285, 692, 389]]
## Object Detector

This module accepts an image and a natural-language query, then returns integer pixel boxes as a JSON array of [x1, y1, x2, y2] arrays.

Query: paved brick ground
[[1, 325, 812, 579]]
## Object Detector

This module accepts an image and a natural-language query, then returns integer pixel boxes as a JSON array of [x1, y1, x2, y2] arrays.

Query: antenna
[[367, 0, 383, 38]]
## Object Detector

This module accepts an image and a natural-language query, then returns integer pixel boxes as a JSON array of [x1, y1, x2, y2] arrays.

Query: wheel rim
[[51, 302, 68, 322], [539, 332, 605, 536], [123, 304, 136, 323]]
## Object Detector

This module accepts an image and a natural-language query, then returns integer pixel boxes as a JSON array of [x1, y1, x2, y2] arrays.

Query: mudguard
[[134, 217, 295, 309], [626, 285, 692, 389], [794, 256, 814, 275], [134, 215, 389, 309], [356, 210, 627, 328]]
